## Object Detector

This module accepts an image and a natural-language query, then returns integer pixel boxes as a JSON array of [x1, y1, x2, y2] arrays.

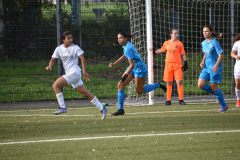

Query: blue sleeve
[[212, 39, 223, 55], [124, 46, 134, 60], [201, 42, 204, 53]]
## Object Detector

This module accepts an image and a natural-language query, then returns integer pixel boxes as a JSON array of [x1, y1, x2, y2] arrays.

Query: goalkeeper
[[109, 31, 167, 116], [155, 28, 188, 105]]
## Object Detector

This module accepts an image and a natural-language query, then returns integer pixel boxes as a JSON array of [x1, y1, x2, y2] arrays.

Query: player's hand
[[83, 72, 90, 82], [109, 62, 114, 68], [45, 66, 52, 72], [182, 61, 188, 71], [235, 55, 240, 61], [200, 61, 205, 68], [154, 50, 160, 55], [212, 65, 218, 73]]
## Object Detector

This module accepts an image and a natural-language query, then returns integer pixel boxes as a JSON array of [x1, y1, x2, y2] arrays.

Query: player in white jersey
[[45, 31, 108, 120], [231, 33, 240, 108]]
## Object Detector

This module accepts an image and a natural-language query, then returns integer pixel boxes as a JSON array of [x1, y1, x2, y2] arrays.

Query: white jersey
[[232, 41, 240, 79], [233, 41, 240, 66], [52, 44, 84, 74]]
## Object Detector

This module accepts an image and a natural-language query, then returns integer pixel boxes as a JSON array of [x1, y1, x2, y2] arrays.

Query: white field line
[[0, 108, 233, 117], [0, 102, 225, 113], [1, 129, 240, 145]]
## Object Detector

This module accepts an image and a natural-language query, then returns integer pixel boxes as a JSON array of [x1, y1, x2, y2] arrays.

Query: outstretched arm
[[45, 58, 57, 71], [79, 54, 90, 81], [109, 55, 125, 68], [155, 48, 164, 54]]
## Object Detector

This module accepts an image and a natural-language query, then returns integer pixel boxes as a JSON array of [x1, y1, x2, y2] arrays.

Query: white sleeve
[[52, 47, 59, 58], [232, 42, 238, 52], [76, 46, 84, 57]]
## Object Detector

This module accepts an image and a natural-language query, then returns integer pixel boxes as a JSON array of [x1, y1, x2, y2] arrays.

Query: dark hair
[[170, 28, 179, 34], [203, 24, 222, 39], [234, 33, 240, 42], [118, 31, 133, 38], [61, 31, 72, 40]]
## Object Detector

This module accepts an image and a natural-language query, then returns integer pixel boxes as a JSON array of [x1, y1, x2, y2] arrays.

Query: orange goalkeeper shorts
[[163, 62, 183, 82]]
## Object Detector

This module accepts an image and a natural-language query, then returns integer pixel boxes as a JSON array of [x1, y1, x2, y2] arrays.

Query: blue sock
[[215, 89, 227, 108], [118, 90, 125, 110], [201, 85, 216, 95], [144, 83, 160, 93]]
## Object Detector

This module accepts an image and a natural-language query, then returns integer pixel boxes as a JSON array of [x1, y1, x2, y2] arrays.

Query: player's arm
[[182, 54, 188, 71], [200, 55, 205, 68], [109, 55, 125, 68], [79, 54, 90, 81], [155, 42, 166, 54], [231, 50, 240, 60], [45, 58, 57, 72], [213, 53, 223, 72], [120, 59, 134, 82]]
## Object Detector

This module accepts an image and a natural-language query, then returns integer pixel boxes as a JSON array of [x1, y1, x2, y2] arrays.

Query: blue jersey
[[123, 41, 146, 71], [202, 38, 223, 73]]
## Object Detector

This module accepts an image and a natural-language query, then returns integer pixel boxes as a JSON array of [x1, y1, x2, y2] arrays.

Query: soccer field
[[0, 103, 240, 160]]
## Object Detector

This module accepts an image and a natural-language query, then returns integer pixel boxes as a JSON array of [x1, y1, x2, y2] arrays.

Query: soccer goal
[[125, 0, 240, 105]]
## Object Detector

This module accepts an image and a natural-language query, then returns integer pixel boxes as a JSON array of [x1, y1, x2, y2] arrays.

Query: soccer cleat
[[236, 100, 240, 108], [111, 109, 125, 116], [218, 105, 229, 113], [158, 80, 167, 92], [101, 103, 108, 120], [165, 101, 171, 105], [53, 108, 67, 115], [179, 100, 186, 105]]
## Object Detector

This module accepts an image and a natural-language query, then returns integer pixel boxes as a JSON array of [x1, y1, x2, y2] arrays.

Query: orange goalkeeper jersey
[[160, 39, 185, 63]]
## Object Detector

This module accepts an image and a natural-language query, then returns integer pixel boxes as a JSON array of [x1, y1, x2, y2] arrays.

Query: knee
[[166, 82, 173, 86], [136, 89, 144, 95], [236, 84, 240, 89], [118, 82, 124, 90], [177, 80, 183, 86], [197, 82, 204, 89], [52, 83, 57, 91], [135, 85, 144, 95]]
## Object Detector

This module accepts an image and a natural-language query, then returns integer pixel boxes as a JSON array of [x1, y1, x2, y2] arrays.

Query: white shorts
[[63, 71, 83, 89], [234, 64, 240, 79]]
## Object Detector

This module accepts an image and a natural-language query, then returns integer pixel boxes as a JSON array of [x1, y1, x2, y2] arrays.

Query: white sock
[[56, 92, 66, 109], [235, 88, 240, 100], [91, 96, 103, 110]]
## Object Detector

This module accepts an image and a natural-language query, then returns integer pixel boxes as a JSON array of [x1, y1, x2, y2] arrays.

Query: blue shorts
[[130, 67, 147, 78], [199, 68, 222, 84]]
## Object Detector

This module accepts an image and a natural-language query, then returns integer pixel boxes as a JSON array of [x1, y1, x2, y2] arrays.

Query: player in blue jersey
[[109, 31, 166, 116], [197, 25, 228, 112]]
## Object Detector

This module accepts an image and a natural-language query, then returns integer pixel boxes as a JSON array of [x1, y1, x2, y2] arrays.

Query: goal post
[[145, 0, 154, 105], [127, 0, 240, 105]]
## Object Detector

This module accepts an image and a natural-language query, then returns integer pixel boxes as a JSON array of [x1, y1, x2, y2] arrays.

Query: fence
[[0, 0, 129, 102]]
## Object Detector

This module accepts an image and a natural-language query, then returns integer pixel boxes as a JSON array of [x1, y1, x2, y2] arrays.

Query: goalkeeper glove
[[182, 61, 188, 71]]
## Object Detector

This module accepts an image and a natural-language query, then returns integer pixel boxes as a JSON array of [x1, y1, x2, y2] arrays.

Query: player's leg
[[112, 74, 134, 116], [52, 76, 68, 115], [75, 85, 108, 120], [174, 63, 185, 105], [235, 79, 240, 108], [210, 74, 228, 112], [163, 63, 174, 105], [197, 69, 215, 95], [71, 74, 108, 120], [234, 65, 240, 108], [142, 79, 167, 93]]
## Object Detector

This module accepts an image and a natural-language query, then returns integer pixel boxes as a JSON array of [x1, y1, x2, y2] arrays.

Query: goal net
[[126, 0, 240, 105]]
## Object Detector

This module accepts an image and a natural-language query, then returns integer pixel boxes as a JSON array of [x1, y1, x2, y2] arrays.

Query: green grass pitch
[[0, 103, 240, 160]]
